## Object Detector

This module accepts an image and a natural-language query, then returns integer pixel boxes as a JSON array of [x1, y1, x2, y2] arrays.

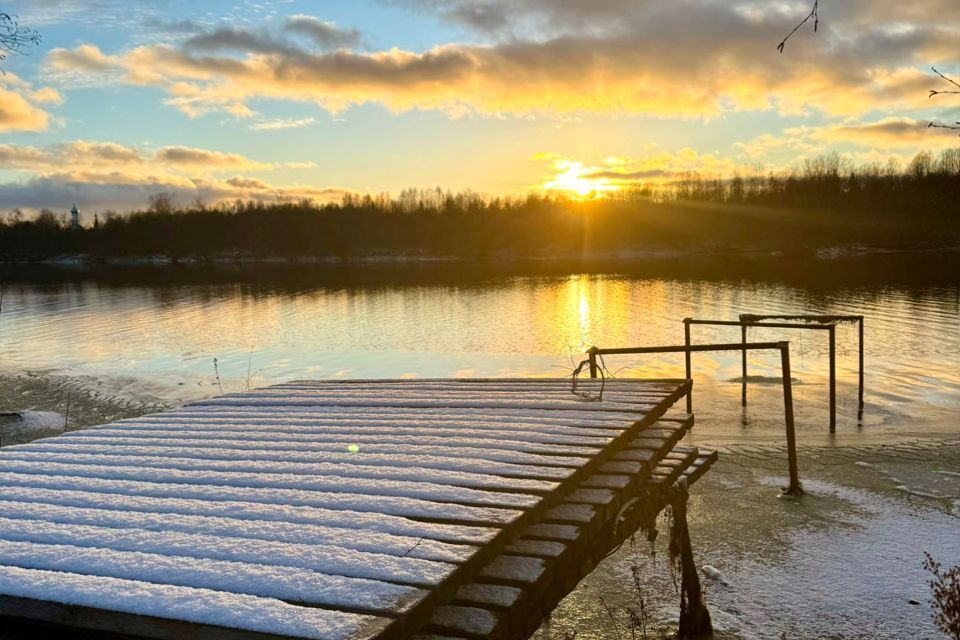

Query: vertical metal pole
[[740, 324, 748, 406], [780, 342, 803, 496], [588, 347, 598, 379], [857, 318, 864, 422], [829, 324, 836, 433], [683, 319, 693, 413]]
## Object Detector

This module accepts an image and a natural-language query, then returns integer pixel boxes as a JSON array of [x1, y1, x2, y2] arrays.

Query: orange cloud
[[0, 74, 62, 132]]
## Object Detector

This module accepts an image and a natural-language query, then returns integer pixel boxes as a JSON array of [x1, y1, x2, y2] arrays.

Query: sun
[[542, 160, 618, 199]]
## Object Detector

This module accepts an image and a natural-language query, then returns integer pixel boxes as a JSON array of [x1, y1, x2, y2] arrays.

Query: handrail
[[587, 341, 803, 496], [684, 318, 839, 432], [739, 313, 865, 423]]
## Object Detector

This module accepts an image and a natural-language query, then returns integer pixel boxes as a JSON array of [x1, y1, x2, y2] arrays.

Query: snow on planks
[[0, 378, 690, 640]]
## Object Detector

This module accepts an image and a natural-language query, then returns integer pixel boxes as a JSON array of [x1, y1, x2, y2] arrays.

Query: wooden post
[[779, 342, 803, 496], [673, 486, 713, 640], [740, 324, 748, 407], [828, 324, 836, 433], [588, 347, 598, 379], [857, 318, 864, 422], [683, 318, 693, 413]]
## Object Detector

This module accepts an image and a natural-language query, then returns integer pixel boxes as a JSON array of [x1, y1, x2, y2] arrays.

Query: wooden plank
[[188, 392, 663, 415], [115, 416, 625, 440], [0, 567, 399, 640], [0, 515, 457, 587], [73, 425, 618, 449], [0, 461, 544, 510], [55, 433, 604, 460], [0, 471, 527, 526], [0, 539, 431, 617], [26, 438, 595, 469], [14, 442, 578, 481], [151, 406, 661, 431], [0, 492, 496, 552]]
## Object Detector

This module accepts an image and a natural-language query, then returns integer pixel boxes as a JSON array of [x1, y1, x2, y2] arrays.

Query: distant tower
[[93, 213, 100, 229], [70, 204, 80, 230]]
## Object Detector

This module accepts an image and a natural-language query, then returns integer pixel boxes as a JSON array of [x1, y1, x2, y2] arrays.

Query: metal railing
[[587, 341, 803, 496], [683, 318, 839, 432], [739, 314, 864, 423]]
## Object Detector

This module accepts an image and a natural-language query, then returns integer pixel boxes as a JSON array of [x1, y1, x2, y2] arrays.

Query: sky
[[1, 0, 959, 214]]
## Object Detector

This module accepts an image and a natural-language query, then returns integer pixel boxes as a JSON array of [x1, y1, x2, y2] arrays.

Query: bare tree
[[0, 11, 40, 71]]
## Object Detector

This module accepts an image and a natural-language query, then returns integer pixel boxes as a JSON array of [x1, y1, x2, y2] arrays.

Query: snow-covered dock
[[0, 378, 705, 640]]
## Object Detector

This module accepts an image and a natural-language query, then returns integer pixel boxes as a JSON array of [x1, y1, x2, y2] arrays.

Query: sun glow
[[541, 160, 618, 199]]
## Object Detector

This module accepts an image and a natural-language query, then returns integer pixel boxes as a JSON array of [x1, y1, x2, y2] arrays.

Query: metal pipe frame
[[683, 318, 838, 433], [739, 314, 865, 423], [587, 341, 803, 496]]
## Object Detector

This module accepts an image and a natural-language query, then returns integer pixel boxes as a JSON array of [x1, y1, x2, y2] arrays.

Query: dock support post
[[829, 324, 836, 433], [779, 342, 803, 496], [683, 318, 693, 414], [740, 324, 748, 407], [588, 347, 598, 379], [857, 318, 864, 423], [672, 484, 713, 640]]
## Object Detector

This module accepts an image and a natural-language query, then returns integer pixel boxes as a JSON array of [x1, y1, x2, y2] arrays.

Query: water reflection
[[0, 255, 957, 437]]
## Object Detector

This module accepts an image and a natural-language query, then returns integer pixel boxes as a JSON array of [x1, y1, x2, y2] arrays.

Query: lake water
[[1, 254, 958, 441], [0, 253, 958, 639]]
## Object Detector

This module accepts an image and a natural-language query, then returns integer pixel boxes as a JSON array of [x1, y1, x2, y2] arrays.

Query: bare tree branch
[[0, 11, 41, 72], [777, 0, 818, 53], [929, 68, 960, 134], [929, 67, 960, 98]]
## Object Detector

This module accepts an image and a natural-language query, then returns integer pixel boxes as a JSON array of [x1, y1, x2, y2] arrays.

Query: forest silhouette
[[2, 150, 958, 262]]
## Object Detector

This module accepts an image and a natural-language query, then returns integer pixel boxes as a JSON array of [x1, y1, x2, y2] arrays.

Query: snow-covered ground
[[0, 411, 65, 446], [535, 439, 960, 640]]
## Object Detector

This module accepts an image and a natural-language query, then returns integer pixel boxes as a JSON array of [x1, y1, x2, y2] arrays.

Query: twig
[[213, 357, 224, 395], [63, 394, 71, 433], [930, 67, 960, 97], [245, 349, 254, 392], [777, 0, 819, 53]]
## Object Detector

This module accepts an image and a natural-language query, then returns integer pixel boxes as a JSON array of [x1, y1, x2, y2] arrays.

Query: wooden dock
[[0, 378, 715, 640]]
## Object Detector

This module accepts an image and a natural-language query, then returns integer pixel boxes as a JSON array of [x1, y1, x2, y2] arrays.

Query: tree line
[[1, 149, 957, 261]]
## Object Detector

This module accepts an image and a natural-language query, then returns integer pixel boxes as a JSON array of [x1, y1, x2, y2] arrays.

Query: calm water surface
[[1, 256, 957, 439]]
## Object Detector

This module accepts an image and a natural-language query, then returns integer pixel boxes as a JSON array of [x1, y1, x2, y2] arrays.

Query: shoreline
[[1, 243, 958, 267]]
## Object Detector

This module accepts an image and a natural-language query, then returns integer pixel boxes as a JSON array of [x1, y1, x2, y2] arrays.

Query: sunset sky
[[1, 0, 958, 213]]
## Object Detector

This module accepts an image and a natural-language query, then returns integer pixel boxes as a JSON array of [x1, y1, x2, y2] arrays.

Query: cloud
[[42, 2, 960, 122], [791, 117, 960, 149], [732, 117, 960, 165], [0, 74, 62, 132], [0, 141, 271, 172], [248, 117, 316, 130], [0, 140, 342, 213], [153, 146, 271, 169], [284, 16, 360, 50], [0, 174, 351, 214]]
